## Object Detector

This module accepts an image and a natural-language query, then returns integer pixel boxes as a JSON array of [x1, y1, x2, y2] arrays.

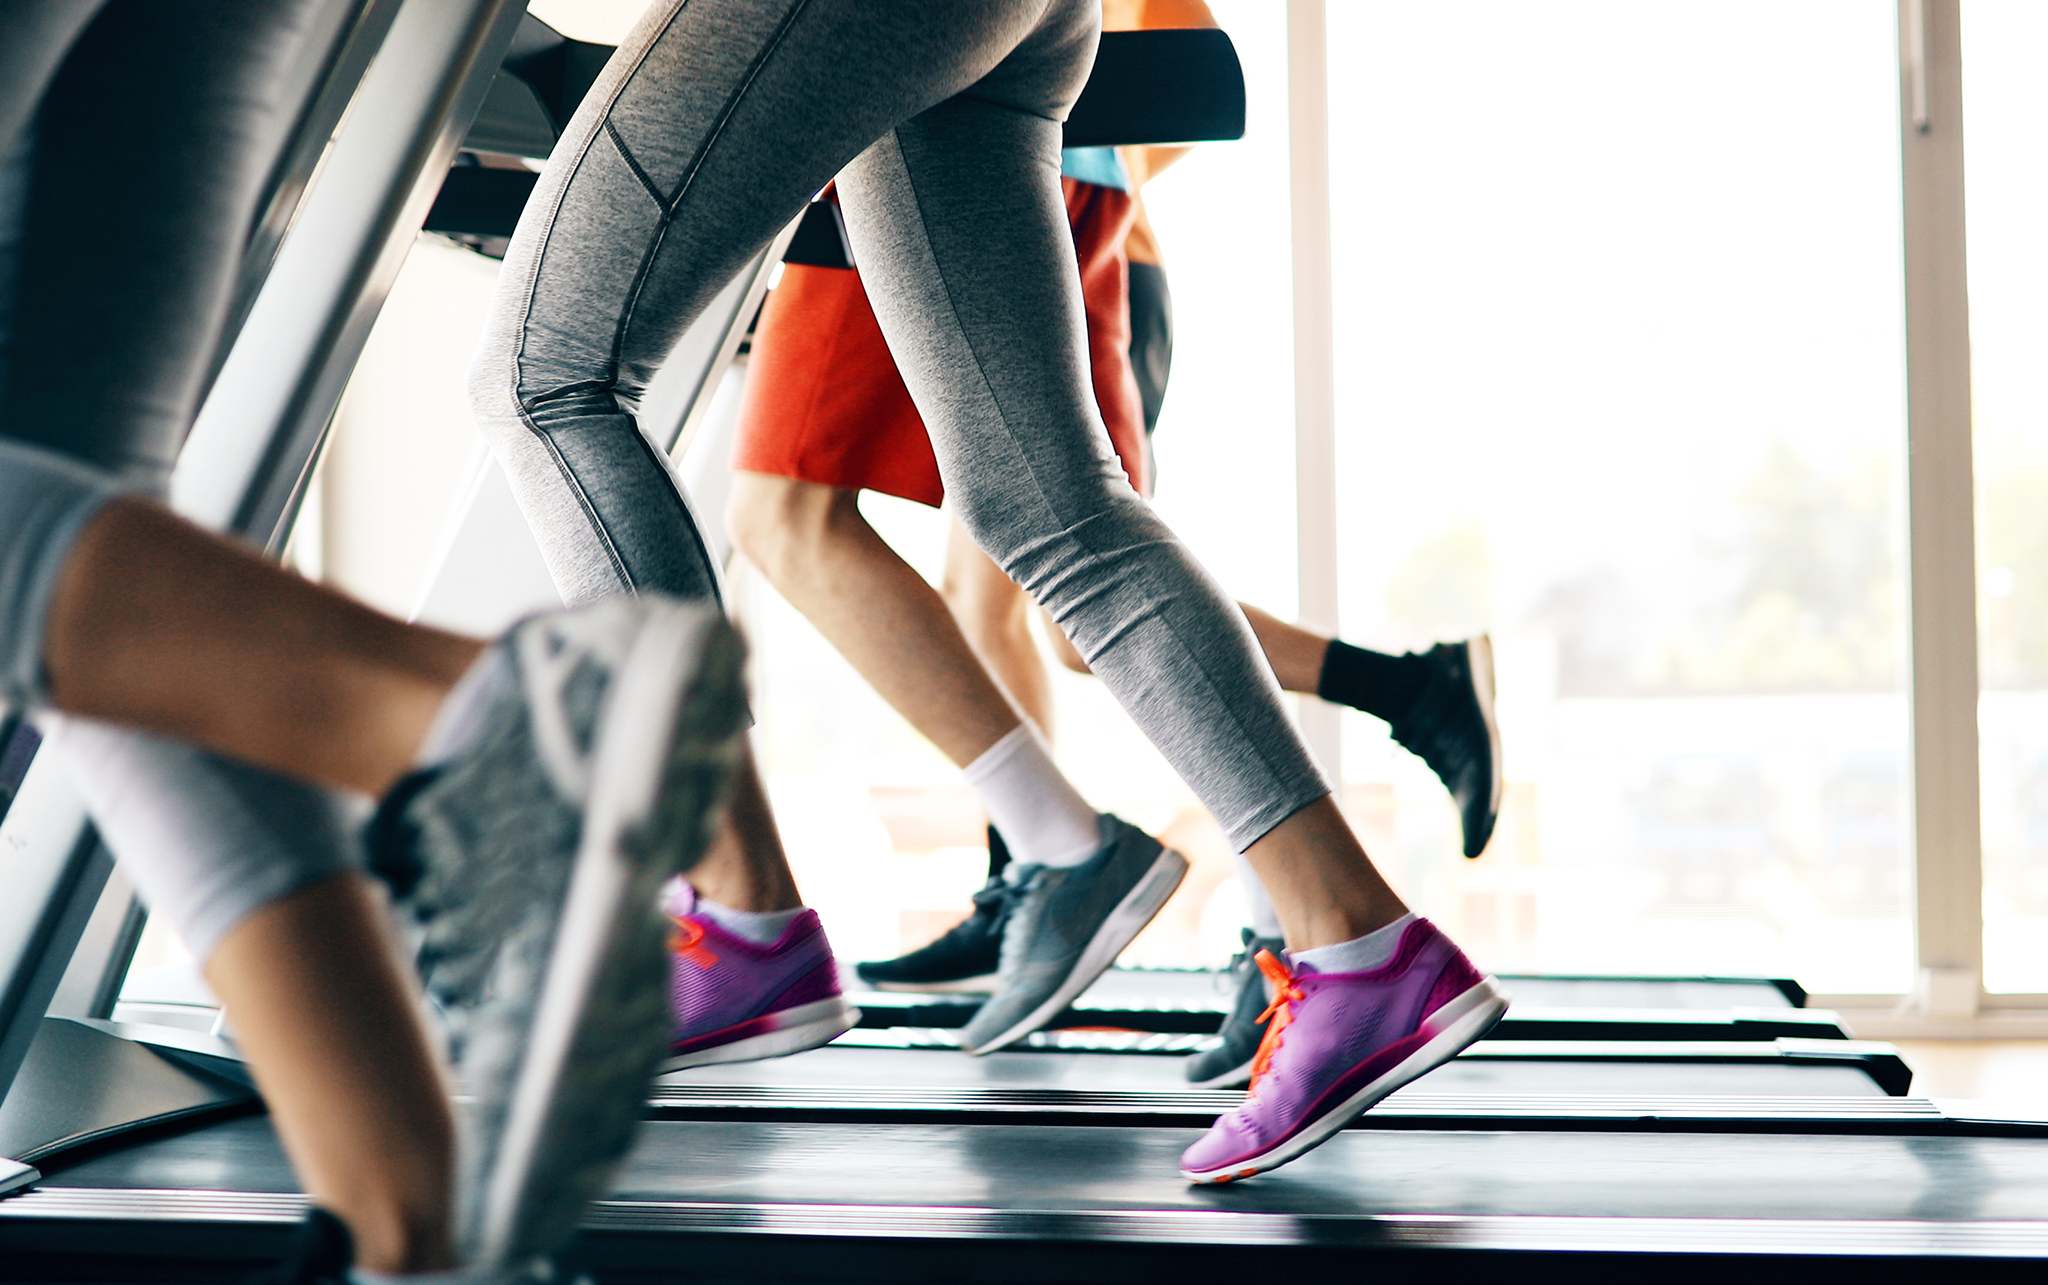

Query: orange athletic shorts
[[732, 178, 1148, 508]]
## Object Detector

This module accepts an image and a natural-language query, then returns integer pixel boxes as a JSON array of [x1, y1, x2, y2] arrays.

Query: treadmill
[[4, 7, 2047, 1281]]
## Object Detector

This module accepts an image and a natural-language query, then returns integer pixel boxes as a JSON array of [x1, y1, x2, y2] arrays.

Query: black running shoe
[[855, 828, 1012, 992], [1183, 929, 1286, 1089], [1389, 637, 1502, 859]]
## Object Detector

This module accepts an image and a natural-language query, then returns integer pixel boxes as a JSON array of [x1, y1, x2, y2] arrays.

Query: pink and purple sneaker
[[1180, 917, 1508, 1184], [660, 884, 859, 1072]]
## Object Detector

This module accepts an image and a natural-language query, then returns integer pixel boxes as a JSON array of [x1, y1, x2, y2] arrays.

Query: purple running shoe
[[660, 883, 858, 1071], [1180, 918, 1508, 1184]]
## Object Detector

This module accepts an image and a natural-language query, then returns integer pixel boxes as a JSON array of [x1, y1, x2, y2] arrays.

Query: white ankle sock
[[963, 724, 1102, 871], [1232, 853, 1284, 940], [1290, 913, 1418, 975], [696, 897, 804, 945]]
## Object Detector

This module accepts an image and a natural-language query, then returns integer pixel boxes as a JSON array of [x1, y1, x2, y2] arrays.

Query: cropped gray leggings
[[474, 0, 1327, 849], [0, 0, 363, 961]]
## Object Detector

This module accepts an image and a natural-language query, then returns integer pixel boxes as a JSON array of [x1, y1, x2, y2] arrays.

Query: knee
[[948, 470, 1155, 603], [940, 528, 1031, 642], [939, 556, 1013, 632], [464, 341, 518, 426], [726, 472, 855, 586]]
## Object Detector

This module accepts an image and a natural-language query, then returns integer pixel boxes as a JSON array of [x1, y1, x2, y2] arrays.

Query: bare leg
[[1242, 799, 1406, 948], [686, 749, 802, 912], [204, 874, 456, 1273], [728, 472, 1022, 768], [941, 512, 1055, 736], [43, 497, 482, 795], [1238, 604, 1332, 697]]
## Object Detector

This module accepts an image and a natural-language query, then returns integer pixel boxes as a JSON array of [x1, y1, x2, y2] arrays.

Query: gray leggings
[[473, 0, 1327, 849], [0, 0, 362, 962]]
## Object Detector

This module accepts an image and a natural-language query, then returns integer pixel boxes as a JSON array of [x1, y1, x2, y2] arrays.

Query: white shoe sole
[[1181, 976, 1510, 1184], [1467, 634, 1504, 855], [474, 604, 742, 1267], [965, 845, 1188, 1056], [862, 976, 996, 995], [659, 997, 861, 1072]]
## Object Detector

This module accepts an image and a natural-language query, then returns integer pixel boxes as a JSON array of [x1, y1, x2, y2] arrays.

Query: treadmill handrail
[[172, 0, 529, 550]]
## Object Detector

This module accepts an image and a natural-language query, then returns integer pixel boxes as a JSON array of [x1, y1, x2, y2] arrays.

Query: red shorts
[[733, 178, 1148, 508]]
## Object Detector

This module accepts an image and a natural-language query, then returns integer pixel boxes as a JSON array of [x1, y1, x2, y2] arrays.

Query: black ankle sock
[[1317, 640, 1429, 723]]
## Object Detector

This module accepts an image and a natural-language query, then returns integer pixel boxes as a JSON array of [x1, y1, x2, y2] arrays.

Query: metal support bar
[[1896, 0, 1982, 1016], [1287, 0, 1342, 783], [172, 0, 530, 549], [0, 758, 110, 1111], [46, 866, 145, 1023]]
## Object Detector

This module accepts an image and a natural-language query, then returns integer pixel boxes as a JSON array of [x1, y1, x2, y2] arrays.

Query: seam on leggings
[[497, 0, 722, 595], [508, 0, 705, 408], [602, 118, 668, 208], [624, 415, 724, 609], [889, 141, 1320, 835], [608, 0, 813, 378], [524, 377, 617, 409], [520, 401, 636, 592]]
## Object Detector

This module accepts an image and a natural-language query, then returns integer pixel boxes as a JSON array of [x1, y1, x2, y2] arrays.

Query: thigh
[[499, 0, 1088, 411], [4, 0, 328, 485]]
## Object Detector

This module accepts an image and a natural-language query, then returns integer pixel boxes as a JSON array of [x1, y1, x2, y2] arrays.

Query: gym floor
[[1893, 1041, 2048, 1103]]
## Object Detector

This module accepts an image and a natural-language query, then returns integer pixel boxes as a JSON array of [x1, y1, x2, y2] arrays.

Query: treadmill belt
[[1064, 969, 1802, 1012], [16, 1114, 2048, 1279], [659, 1043, 1896, 1104]]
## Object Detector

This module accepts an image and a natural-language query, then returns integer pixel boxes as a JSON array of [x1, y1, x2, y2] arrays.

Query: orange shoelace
[[1245, 949, 1304, 1097], [669, 915, 719, 968]]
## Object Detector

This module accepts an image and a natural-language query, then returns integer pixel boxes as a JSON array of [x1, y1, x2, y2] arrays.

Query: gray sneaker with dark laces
[[368, 595, 747, 1275], [1183, 928, 1287, 1089], [958, 814, 1187, 1055]]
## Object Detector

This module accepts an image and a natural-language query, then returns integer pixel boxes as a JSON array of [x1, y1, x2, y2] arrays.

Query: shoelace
[[669, 915, 719, 968], [1244, 949, 1304, 1099], [969, 877, 1015, 917]]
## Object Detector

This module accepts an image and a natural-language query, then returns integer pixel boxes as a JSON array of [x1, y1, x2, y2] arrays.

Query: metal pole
[[1287, 0, 1342, 783], [1897, 0, 1982, 1017]]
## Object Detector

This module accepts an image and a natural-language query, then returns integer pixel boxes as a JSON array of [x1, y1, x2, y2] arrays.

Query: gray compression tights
[[472, 0, 1328, 850], [0, 0, 362, 962]]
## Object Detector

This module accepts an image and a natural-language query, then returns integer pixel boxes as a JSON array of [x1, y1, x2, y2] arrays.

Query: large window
[[748, 3, 1922, 992], [1964, 1, 2048, 994], [1317, 3, 1912, 991]]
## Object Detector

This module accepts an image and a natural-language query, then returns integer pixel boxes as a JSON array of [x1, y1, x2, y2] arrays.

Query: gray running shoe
[[370, 596, 747, 1274], [958, 815, 1188, 1055], [1183, 928, 1287, 1089]]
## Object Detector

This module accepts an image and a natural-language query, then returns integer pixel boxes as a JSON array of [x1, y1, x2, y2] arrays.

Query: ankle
[[694, 895, 806, 945], [1289, 912, 1417, 972], [1283, 900, 1410, 952], [339, 1205, 456, 1276]]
